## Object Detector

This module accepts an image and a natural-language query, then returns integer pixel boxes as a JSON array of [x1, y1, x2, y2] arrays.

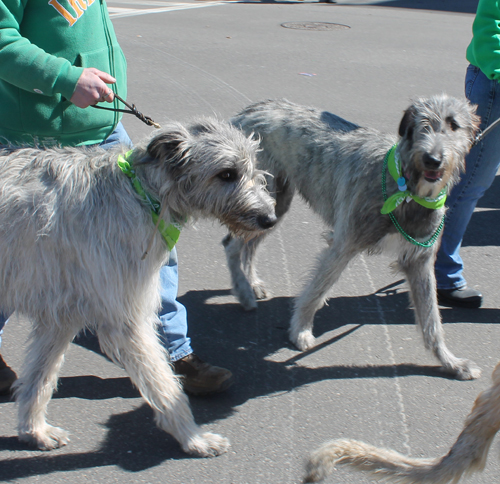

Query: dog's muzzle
[[257, 213, 278, 229], [422, 153, 443, 182]]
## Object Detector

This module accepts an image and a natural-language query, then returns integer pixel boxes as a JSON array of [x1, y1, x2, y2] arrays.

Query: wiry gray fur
[[225, 95, 480, 380], [5, 117, 276, 456]]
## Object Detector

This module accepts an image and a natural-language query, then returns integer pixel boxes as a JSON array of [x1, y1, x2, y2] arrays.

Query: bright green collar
[[381, 144, 447, 215], [117, 150, 182, 251], [381, 144, 445, 248]]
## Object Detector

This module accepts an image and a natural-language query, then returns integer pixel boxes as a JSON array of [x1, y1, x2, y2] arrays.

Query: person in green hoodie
[[0, 0, 127, 146], [435, 0, 500, 309], [0, 0, 233, 396]]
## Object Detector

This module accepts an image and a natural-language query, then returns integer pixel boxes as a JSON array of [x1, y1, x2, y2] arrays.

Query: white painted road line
[[108, 2, 229, 19]]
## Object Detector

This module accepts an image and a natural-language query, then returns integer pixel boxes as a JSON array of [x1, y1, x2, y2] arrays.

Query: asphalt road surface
[[3, 1, 500, 483]]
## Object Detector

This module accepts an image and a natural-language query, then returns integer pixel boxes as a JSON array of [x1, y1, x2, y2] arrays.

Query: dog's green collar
[[381, 144, 445, 248], [381, 145, 447, 214], [117, 150, 181, 251]]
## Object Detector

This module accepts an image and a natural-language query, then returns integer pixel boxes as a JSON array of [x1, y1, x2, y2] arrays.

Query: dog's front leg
[[241, 234, 271, 300], [400, 249, 481, 380], [98, 318, 229, 457], [13, 320, 75, 450], [290, 243, 355, 351]]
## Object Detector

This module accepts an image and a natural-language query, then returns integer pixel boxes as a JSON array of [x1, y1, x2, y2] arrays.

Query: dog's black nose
[[423, 153, 442, 170], [257, 213, 278, 229]]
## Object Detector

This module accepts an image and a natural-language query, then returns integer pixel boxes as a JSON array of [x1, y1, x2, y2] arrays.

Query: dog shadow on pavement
[[2, 283, 500, 479], [0, 403, 186, 480]]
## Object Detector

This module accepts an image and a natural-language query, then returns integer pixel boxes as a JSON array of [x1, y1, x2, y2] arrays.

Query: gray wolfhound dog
[[225, 95, 480, 380], [4, 118, 276, 456], [304, 361, 500, 483]]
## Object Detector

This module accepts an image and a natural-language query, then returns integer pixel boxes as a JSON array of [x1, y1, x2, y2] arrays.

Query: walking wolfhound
[[5, 118, 276, 456], [225, 95, 480, 380], [304, 361, 500, 483]]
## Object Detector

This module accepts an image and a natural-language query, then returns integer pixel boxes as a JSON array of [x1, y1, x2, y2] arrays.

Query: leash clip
[[92, 92, 161, 129], [473, 116, 500, 146]]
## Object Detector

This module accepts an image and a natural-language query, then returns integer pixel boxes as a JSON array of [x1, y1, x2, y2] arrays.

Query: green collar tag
[[117, 150, 181, 251], [380, 145, 447, 215]]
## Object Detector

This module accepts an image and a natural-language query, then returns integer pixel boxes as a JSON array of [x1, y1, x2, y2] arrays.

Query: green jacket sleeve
[[467, 0, 500, 82], [0, 0, 83, 99]]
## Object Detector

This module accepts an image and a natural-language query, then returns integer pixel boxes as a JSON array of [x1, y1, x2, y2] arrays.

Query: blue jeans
[[157, 246, 192, 361], [0, 122, 192, 360], [435, 65, 500, 290]]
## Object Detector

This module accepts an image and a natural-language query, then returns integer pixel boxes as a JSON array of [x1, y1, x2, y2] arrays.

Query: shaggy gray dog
[[225, 95, 480, 380], [5, 118, 276, 456], [304, 361, 500, 483]]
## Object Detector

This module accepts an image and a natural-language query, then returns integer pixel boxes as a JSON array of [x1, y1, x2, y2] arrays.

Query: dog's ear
[[399, 105, 417, 138], [146, 128, 189, 164]]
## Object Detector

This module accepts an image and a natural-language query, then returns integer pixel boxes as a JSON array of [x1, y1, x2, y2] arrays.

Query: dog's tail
[[304, 362, 500, 484]]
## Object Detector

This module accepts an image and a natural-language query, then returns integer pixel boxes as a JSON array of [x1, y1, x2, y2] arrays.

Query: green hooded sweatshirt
[[0, 0, 127, 146], [467, 0, 500, 82]]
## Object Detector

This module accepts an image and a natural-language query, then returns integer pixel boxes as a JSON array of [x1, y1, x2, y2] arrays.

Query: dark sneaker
[[173, 354, 233, 396], [0, 354, 17, 396], [437, 286, 483, 309]]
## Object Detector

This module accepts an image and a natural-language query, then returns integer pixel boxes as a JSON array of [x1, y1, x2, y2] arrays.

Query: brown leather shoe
[[173, 354, 233, 396], [0, 354, 17, 396]]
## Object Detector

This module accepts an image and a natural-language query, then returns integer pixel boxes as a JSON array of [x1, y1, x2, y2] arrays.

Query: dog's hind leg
[[290, 241, 357, 351], [399, 249, 480, 380], [13, 317, 76, 450], [304, 361, 500, 483], [97, 317, 229, 457]]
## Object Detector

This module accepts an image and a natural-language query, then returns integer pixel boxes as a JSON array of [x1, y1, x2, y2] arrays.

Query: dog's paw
[[232, 287, 257, 311], [19, 425, 70, 451], [236, 292, 258, 311], [184, 432, 230, 457], [450, 360, 481, 381], [252, 281, 270, 300], [231, 282, 258, 311], [291, 330, 316, 352]]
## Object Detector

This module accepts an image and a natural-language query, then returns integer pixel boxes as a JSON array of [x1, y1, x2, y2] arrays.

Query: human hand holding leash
[[70, 67, 115, 108]]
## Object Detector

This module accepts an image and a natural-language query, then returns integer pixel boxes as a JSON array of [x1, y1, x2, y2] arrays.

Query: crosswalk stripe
[[108, 2, 228, 19]]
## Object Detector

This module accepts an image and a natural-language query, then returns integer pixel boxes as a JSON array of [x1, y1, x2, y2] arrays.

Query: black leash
[[92, 92, 161, 129]]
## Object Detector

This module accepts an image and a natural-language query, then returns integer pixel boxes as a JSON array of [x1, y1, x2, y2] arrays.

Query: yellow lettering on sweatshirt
[[68, 0, 85, 16], [48, 0, 76, 26], [48, 0, 95, 26]]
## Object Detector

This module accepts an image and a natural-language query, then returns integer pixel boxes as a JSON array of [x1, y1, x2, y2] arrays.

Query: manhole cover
[[281, 21, 350, 31]]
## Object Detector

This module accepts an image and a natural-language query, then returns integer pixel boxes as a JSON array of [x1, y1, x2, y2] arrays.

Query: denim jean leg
[[435, 65, 500, 289], [157, 247, 192, 362]]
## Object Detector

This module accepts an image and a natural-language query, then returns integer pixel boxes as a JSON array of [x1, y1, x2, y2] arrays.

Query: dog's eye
[[218, 169, 238, 182], [446, 117, 460, 131]]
